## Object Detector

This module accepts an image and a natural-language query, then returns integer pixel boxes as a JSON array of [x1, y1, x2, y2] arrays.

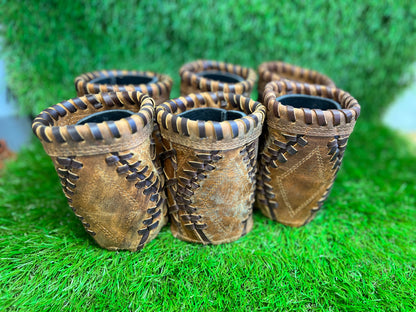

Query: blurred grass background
[[1, 0, 416, 119], [1, 0, 416, 311]]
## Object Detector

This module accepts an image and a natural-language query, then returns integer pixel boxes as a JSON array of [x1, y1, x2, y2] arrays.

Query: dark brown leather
[[179, 60, 257, 97], [157, 92, 265, 244], [257, 61, 336, 102], [32, 92, 167, 251], [256, 80, 360, 227]]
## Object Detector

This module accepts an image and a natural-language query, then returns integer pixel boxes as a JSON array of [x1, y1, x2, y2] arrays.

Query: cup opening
[[196, 70, 244, 83], [76, 109, 135, 125], [178, 107, 246, 122], [276, 94, 341, 110], [89, 74, 158, 85]]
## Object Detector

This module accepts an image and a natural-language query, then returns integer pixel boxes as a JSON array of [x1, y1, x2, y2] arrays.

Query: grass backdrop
[[1, 0, 416, 120], [1, 0, 416, 311]]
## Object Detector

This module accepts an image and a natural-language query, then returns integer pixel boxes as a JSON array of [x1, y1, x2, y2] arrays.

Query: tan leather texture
[[257, 61, 336, 102], [179, 60, 257, 97], [157, 92, 265, 244], [256, 80, 360, 227], [32, 92, 167, 251]]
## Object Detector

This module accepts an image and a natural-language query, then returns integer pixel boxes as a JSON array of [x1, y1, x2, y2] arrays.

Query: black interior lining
[[76, 109, 134, 125], [277, 94, 341, 110], [178, 107, 246, 121], [196, 70, 244, 83], [89, 75, 158, 85]]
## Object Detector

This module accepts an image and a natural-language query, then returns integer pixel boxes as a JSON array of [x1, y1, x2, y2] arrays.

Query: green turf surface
[[1, 121, 415, 311]]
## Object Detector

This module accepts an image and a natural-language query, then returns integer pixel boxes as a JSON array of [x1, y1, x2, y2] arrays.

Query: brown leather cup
[[74, 69, 173, 105], [74, 69, 174, 164], [157, 92, 265, 244], [256, 80, 360, 227], [257, 61, 336, 102], [32, 92, 167, 251], [179, 60, 257, 97]]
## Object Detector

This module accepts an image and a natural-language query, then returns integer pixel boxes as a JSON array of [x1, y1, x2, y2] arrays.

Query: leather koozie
[[32, 92, 167, 251], [179, 60, 257, 97], [257, 61, 336, 102], [74, 69, 173, 163], [157, 92, 266, 244], [256, 80, 360, 227], [74, 70, 173, 105]]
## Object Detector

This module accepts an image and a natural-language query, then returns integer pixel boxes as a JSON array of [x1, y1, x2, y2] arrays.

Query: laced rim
[[156, 92, 265, 141], [264, 80, 360, 127], [179, 60, 257, 94], [32, 91, 155, 145], [74, 69, 173, 97]]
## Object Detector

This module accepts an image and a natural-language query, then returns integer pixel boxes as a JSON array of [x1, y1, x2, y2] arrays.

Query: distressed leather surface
[[32, 92, 167, 251], [157, 92, 265, 244], [256, 81, 360, 227], [257, 127, 350, 227], [49, 139, 166, 251], [163, 139, 258, 244]]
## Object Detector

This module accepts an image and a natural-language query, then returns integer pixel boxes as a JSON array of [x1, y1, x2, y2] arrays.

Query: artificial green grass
[[1, 120, 415, 311], [2, 1, 416, 120]]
